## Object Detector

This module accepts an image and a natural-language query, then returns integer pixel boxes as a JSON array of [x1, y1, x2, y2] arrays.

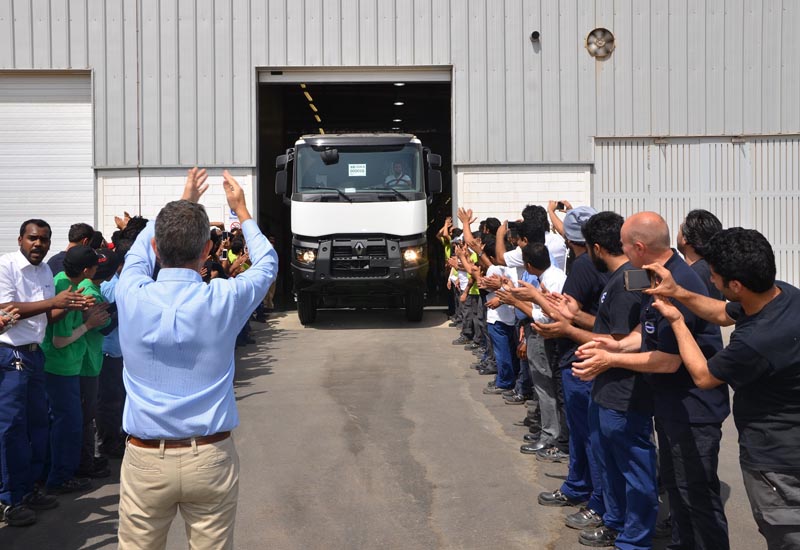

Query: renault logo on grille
[[354, 242, 365, 256]]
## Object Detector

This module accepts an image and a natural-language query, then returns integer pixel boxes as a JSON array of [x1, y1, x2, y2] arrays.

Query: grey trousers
[[526, 327, 560, 447], [741, 467, 800, 550]]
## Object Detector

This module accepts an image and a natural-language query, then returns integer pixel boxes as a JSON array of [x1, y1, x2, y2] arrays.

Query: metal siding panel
[[0, 0, 13, 67], [686, 0, 706, 134], [304, 0, 322, 65], [178, 0, 197, 164], [612, 0, 633, 136], [451, 0, 469, 162], [559, 0, 579, 158], [594, 0, 615, 138], [251, 0, 268, 66], [69, 0, 88, 68], [358, 0, 377, 65], [413, 0, 431, 65], [760, 0, 781, 133], [214, 0, 233, 163], [342, 0, 360, 65], [286, 0, 303, 65], [668, 0, 688, 135], [232, 0, 251, 165], [88, 0, 107, 166], [742, 0, 763, 133], [160, 0, 179, 164], [431, 0, 450, 65], [396, 0, 414, 65], [105, 0, 126, 165], [49, 0, 71, 68], [540, 0, 560, 160], [123, 0, 138, 165], [486, 0, 505, 162], [140, 0, 160, 165], [268, 0, 286, 65], [503, 0, 524, 162], [31, 0, 51, 68], [196, 0, 215, 162], [650, 0, 669, 134], [467, 0, 487, 162], [723, 0, 744, 134], [322, 0, 340, 65], [577, 0, 595, 161], [705, 0, 725, 133], [11, 0, 31, 67], [781, 1, 800, 132], [376, 0, 395, 65]]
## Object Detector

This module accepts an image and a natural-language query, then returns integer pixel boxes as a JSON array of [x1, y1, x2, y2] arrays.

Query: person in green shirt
[[42, 246, 108, 494], [76, 250, 120, 479]]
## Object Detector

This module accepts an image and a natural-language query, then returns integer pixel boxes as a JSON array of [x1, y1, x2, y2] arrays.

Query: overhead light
[[393, 101, 404, 106], [391, 127, 400, 130], [394, 82, 405, 87], [393, 118, 402, 123], [314, 114, 321, 123], [309, 103, 318, 112], [304, 91, 313, 102]]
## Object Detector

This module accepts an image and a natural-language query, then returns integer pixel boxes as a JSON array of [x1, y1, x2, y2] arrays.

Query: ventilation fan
[[586, 28, 615, 58]]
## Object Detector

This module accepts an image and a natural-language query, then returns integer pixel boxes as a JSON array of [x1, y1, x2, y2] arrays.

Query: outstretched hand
[[181, 167, 209, 203], [222, 170, 249, 220]]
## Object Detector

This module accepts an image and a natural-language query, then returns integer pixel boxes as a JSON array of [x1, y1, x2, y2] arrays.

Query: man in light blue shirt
[[115, 168, 277, 549]]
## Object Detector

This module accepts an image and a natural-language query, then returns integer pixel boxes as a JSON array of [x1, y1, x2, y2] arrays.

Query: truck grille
[[331, 240, 389, 278]]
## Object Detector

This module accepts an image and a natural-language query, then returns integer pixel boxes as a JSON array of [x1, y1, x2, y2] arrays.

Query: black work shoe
[[46, 477, 92, 495], [483, 386, 510, 395], [536, 446, 569, 463], [1, 503, 36, 527], [75, 465, 111, 479], [470, 361, 486, 370], [579, 525, 619, 547], [478, 367, 498, 375], [452, 336, 469, 345], [566, 507, 603, 530], [654, 516, 672, 539], [501, 389, 516, 397], [93, 455, 109, 469], [504, 393, 530, 405], [520, 441, 549, 454], [464, 342, 481, 351], [523, 433, 541, 442], [22, 488, 58, 511], [513, 417, 533, 427], [537, 489, 585, 507]]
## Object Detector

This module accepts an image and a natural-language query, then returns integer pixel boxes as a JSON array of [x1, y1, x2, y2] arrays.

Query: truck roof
[[297, 133, 419, 147]]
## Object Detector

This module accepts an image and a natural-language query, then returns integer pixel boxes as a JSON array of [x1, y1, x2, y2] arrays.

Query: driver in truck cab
[[385, 161, 412, 187]]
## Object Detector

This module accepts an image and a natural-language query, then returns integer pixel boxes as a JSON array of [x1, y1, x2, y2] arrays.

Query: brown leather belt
[[128, 431, 230, 449], [0, 342, 40, 352]]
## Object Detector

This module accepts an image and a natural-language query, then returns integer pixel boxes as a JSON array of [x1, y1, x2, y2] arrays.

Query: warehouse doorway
[[257, 68, 452, 310]]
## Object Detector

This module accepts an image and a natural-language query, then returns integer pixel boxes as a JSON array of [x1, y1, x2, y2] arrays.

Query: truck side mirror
[[427, 153, 442, 169], [275, 169, 287, 195], [427, 169, 442, 194], [276, 154, 288, 170]]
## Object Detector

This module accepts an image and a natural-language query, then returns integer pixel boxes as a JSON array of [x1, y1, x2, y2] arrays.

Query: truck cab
[[275, 133, 442, 325]]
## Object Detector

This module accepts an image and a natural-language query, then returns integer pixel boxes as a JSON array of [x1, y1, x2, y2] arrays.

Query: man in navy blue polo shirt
[[574, 212, 730, 550]]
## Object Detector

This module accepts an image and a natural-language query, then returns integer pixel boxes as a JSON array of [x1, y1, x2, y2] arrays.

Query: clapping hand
[[181, 167, 209, 203]]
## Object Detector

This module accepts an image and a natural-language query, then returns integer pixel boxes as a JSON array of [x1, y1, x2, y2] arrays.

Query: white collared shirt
[[0, 250, 55, 345]]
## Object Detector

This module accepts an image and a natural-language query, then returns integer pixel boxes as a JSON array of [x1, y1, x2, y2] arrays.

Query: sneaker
[[47, 477, 92, 495], [536, 446, 569, 463], [22, 488, 58, 511], [482, 386, 510, 395], [504, 393, 530, 405], [501, 389, 516, 398], [486, 380, 496, 389], [537, 489, 585, 507], [566, 507, 603, 530], [1, 503, 36, 527], [451, 336, 469, 345], [477, 367, 498, 375], [470, 361, 486, 370], [464, 342, 481, 351], [579, 525, 618, 547]]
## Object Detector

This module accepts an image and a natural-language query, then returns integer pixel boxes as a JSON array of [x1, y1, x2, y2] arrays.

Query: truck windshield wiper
[[302, 186, 353, 203], [363, 185, 410, 202]]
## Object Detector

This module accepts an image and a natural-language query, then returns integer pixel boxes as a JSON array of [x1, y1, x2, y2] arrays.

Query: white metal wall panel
[[594, 137, 800, 286], [0, 73, 94, 255]]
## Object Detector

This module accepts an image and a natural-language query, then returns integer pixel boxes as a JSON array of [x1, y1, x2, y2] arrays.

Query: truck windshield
[[295, 143, 423, 197]]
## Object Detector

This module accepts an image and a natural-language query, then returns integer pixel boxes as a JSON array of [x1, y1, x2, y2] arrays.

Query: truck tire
[[405, 291, 424, 322], [297, 292, 318, 325]]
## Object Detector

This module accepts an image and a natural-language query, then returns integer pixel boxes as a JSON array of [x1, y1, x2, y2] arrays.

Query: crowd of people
[[0, 169, 276, 536], [438, 202, 799, 550]]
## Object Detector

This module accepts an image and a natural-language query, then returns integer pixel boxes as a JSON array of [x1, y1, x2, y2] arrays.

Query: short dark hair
[[19, 219, 51, 238], [582, 211, 624, 256], [67, 223, 94, 243], [484, 217, 501, 235], [478, 221, 486, 234], [122, 216, 149, 241], [154, 200, 210, 268], [450, 228, 463, 239], [521, 204, 548, 228], [704, 228, 775, 293], [519, 219, 545, 244], [522, 242, 551, 271], [682, 209, 722, 257], [89, 230, 105, 250], [481, 236, 496, 260], [230, 236, 245, 255], [113, 237, 134, 258]]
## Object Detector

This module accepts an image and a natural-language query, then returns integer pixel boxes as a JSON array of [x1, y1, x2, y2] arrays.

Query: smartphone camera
[[556, 201, 566, 211], [624, 269, 654, 291]]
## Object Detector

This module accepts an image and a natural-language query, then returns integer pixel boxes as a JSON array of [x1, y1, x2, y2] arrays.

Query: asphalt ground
[[1, 309, 762, 549]]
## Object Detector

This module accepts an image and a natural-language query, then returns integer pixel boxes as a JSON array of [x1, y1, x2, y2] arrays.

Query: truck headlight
[[295, 247, 317, 266], [402, 246, 424, 267]]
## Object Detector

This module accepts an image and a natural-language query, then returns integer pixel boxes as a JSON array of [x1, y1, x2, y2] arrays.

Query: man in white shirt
[[0, 219, 91, 526], [384, 161, 412, 186]]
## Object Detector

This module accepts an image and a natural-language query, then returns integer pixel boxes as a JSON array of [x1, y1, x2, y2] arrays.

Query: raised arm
[[643, 263, 733, 326]]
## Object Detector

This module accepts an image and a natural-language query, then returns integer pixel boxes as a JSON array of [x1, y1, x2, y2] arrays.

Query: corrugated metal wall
[[594, 137, 800, 286], [1, 0, 799, 168]]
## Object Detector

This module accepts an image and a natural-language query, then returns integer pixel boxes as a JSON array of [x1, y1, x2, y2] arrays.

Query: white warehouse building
[[0, 0, 798, 287]]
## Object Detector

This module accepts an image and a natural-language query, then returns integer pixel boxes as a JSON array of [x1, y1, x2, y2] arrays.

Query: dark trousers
[[553, 355, 569, 452], [560, 370, 604, 516], [45, 372, 82, 488], [655, 418, 729, 550], [79, 375, 99, 470], [741, 467, 800, 550], [595, 404, 658, 550], [0, 348, 48, 505], [97, 354, 125, 449], [488, 322, 520, 389], [461, 294, 482, 344]]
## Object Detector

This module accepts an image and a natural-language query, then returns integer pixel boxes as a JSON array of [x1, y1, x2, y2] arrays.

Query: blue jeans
[[560, 369, 604, 516], [595, 404, 658, 550], [488, 322, 519, 389], [45, 372, 83, 488], [0, 348, 48, 505]]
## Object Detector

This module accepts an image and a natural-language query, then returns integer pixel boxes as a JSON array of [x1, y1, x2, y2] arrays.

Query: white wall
[[453, 165, 591, 226], [96, 169, 257, 241]]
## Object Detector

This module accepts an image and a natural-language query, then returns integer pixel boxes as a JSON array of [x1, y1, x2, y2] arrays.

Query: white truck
[[275, 133, 442, 325]]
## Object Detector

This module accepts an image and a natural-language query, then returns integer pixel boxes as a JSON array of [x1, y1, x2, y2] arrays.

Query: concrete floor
[[0, 309, 762, 549]]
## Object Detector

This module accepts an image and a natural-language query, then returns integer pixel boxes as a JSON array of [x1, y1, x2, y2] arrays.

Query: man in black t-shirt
[[677, 209, 723, 301], [648, 228, 800, 550], [574, 212, 730, 550]]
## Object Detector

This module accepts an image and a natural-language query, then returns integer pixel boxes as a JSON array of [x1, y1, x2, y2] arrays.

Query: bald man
[[573, 212, 730, 550]]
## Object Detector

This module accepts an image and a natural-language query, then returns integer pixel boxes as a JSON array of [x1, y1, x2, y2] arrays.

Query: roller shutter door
[[0, 73, 93, 256]]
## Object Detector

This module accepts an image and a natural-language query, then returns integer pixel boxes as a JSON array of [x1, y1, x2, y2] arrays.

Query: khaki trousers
[[117, 435, 239, 550]]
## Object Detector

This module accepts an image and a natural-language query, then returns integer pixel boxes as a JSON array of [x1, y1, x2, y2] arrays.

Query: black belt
[[0, 343, 39, 352]]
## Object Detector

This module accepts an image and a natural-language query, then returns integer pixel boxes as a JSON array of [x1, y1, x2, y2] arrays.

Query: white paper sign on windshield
[[348, 164, 367, 177]]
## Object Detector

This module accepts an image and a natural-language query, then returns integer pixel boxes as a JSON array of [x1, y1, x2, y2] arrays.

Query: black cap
[[94, 250, 122, 280], [63, 245, 99, 274]]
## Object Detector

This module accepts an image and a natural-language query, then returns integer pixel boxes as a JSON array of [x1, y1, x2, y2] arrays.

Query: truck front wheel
[[297, 292, 318, 325], [405, 291, 424, 322]]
